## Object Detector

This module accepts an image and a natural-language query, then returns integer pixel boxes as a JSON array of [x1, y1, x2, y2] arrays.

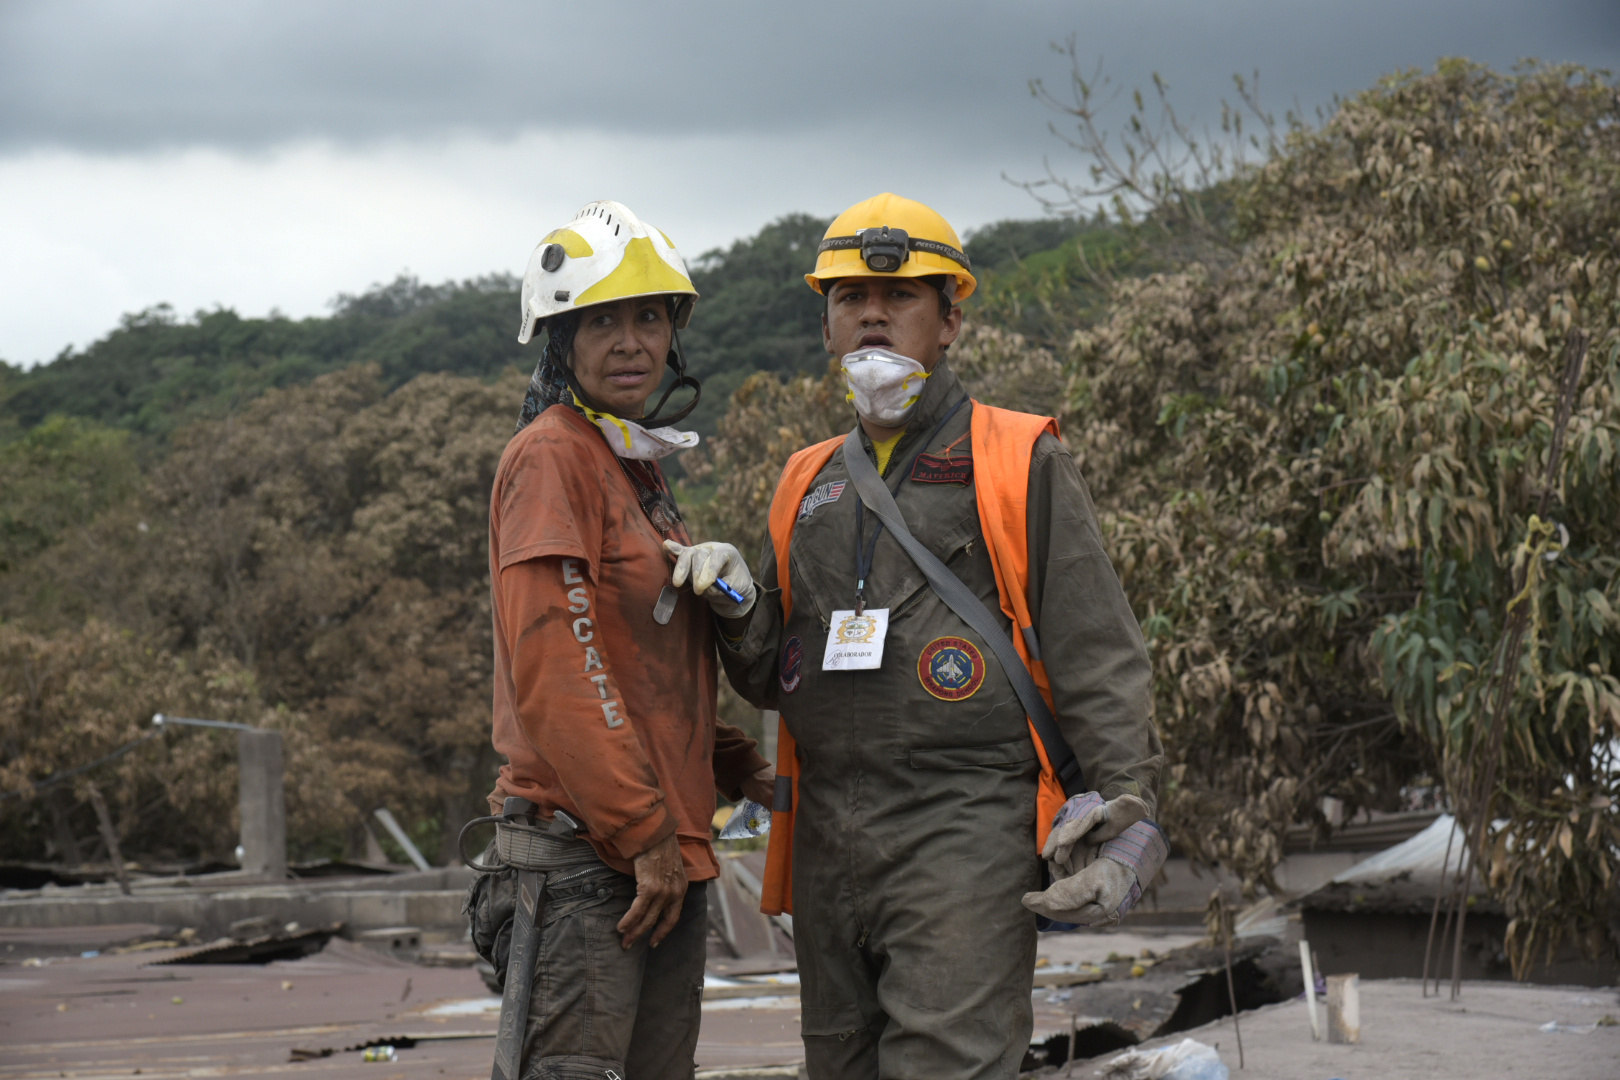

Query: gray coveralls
[[720, 360, 1163, 1078]]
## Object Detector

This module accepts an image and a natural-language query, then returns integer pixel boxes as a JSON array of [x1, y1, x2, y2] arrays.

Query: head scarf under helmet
[[514, 311, 580, 433]]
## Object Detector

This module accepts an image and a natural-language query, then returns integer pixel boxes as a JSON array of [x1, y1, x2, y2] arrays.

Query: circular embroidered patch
[[779, 636, 804, 694], [917, 636, 985, 701]]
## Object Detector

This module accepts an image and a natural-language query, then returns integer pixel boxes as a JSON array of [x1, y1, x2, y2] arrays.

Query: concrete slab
[[0, 927, 801, 1075], [1063, 978, 1620, 1079], [0, 938, 485, 1080], [0, 876, 468, 937]]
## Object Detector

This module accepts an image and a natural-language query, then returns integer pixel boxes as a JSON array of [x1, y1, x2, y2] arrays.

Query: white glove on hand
[[1021, 857, 1137, 926], [1043, 792, 1150, 878], [662, 539, 756, 618]]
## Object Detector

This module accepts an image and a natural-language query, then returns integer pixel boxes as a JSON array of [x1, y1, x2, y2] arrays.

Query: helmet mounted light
[[807, 194, 977, 300], [816, 226, 971, 277], [858, 226, 909, 272]]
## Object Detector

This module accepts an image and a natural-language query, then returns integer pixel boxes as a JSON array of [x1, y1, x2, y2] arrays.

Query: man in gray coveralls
[[663, 192, 1167, 1078]]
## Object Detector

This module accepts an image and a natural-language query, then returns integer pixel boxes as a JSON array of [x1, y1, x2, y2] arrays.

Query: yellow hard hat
[[805, 192, 976, 303], [518, 200, 698, 343]]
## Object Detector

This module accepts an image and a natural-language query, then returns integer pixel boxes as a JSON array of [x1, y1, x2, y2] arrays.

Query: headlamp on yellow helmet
[[806, 193, 977, 303]]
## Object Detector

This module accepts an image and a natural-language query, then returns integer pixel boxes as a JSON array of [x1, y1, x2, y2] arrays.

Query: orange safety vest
[[759, 402, 1068, 915]]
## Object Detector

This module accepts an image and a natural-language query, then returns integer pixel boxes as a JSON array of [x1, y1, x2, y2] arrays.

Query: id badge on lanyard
[[822, 608, 889, 671], [821, 405, 961, 675]]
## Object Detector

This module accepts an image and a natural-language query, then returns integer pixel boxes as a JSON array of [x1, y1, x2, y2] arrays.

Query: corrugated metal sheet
[[1329, 814, 1468, 887], [1305, 814, 1505, 914]]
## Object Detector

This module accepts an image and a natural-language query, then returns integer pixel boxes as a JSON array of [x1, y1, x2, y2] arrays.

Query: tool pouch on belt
[[462, 821, 602, 989], [463, 843, 517, 989]]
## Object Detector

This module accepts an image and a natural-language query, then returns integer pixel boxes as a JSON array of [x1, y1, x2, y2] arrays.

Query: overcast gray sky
[[3, 0, 1617, 368]]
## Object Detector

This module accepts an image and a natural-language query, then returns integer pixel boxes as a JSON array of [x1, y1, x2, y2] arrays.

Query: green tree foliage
[[679, 214, 832, 442], [0, 417, 138, 574], [0, 277, 527, 439], [340, 275, 528, 388], [967, 217, 1141, 343]]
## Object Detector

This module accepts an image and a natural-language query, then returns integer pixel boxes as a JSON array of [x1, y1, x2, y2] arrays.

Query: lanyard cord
[[852, 395, 969, 613], [615, 456, 688, 543]]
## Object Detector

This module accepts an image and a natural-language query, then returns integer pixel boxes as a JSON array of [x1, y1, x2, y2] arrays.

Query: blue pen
[[712, 577, 747, 605]]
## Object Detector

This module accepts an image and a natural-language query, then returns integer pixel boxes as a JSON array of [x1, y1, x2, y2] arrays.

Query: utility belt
[[460, 797, 594, 1080], [494, 818, 599, 871], [459, 797, 593, 874]]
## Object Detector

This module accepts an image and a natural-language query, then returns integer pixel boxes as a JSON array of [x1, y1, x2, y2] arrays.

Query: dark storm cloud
[[2, 0, 1047, 149], [3, 0, 1618, 155]]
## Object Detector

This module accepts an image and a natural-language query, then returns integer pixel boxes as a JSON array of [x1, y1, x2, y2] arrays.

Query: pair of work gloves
[[662, 540, 756, 618], [664, 539, 1169, 928], [1021, 791, 1169, 926]]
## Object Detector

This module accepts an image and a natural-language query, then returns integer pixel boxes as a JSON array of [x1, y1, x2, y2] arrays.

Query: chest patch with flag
[[797, 480, 846, 520], [917, 636, 985, 701]]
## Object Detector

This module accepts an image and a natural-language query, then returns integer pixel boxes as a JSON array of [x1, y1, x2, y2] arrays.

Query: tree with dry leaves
[[1, 365, 525, 863], [1052, 58, 1619, 970]]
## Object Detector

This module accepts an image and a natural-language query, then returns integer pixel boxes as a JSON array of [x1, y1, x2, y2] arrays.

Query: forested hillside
[[0, 210, 1115, 446], [0, 202, 1114, 864], [2, 61, 1615, 971]]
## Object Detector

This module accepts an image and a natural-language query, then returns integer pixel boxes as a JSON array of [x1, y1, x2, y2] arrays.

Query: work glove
[[662, 539, 756, 618], [1021, 791, 1168, 926], [1022, 856, 1139, 927], [1043, 791, 1150, 878]]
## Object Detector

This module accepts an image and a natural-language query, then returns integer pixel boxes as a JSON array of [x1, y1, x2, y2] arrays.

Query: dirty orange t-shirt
[[487, 405, 759, 881]]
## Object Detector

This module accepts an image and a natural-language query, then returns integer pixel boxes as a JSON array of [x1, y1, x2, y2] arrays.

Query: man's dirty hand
[[739, 765, 776, 806], [618, 833, 686, 949]]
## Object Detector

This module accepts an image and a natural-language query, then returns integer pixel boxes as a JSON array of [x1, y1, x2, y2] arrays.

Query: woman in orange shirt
[[477, 200, 773, 1080]]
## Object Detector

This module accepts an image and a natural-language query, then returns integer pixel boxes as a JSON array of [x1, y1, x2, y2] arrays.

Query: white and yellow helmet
[[518, 200, 698, 343]]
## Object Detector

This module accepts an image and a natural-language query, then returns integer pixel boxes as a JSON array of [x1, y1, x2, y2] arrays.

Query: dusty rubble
[[4, 919, 1617, 1079], [1022, 935, 1301, 1069], [1058, 980, 1620, 1080], [4, 849, 1616, 1080]]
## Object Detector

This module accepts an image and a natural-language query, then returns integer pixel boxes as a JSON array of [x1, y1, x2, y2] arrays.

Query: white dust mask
[[840, 347, 929, 426], [575, 396, 700, 460]]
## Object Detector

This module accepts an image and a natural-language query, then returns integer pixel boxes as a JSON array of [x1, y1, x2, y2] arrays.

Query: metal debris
[[153, 921, 341, 965]]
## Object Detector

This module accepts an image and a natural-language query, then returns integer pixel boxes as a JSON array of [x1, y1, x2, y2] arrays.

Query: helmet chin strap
[[566, 322, 702, 428], [639, 337, 701, 427]]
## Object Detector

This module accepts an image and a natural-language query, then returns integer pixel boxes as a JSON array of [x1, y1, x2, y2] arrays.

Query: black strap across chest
[[839, 425, 1084, 797]]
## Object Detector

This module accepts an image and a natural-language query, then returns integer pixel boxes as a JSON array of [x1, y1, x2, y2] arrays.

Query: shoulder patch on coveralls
[[917, 636, 985, 701], [797, 480, 846, 520]]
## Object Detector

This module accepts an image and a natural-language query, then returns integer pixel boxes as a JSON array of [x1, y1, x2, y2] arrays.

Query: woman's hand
[[739, 764, 776, 806], [617, 832, 687, 949], [662, 539, 756, 618]]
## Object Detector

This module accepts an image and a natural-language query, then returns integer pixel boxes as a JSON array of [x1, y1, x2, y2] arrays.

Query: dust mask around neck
[[573, 394, 700, 460], [841, 347, 929, 426]]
